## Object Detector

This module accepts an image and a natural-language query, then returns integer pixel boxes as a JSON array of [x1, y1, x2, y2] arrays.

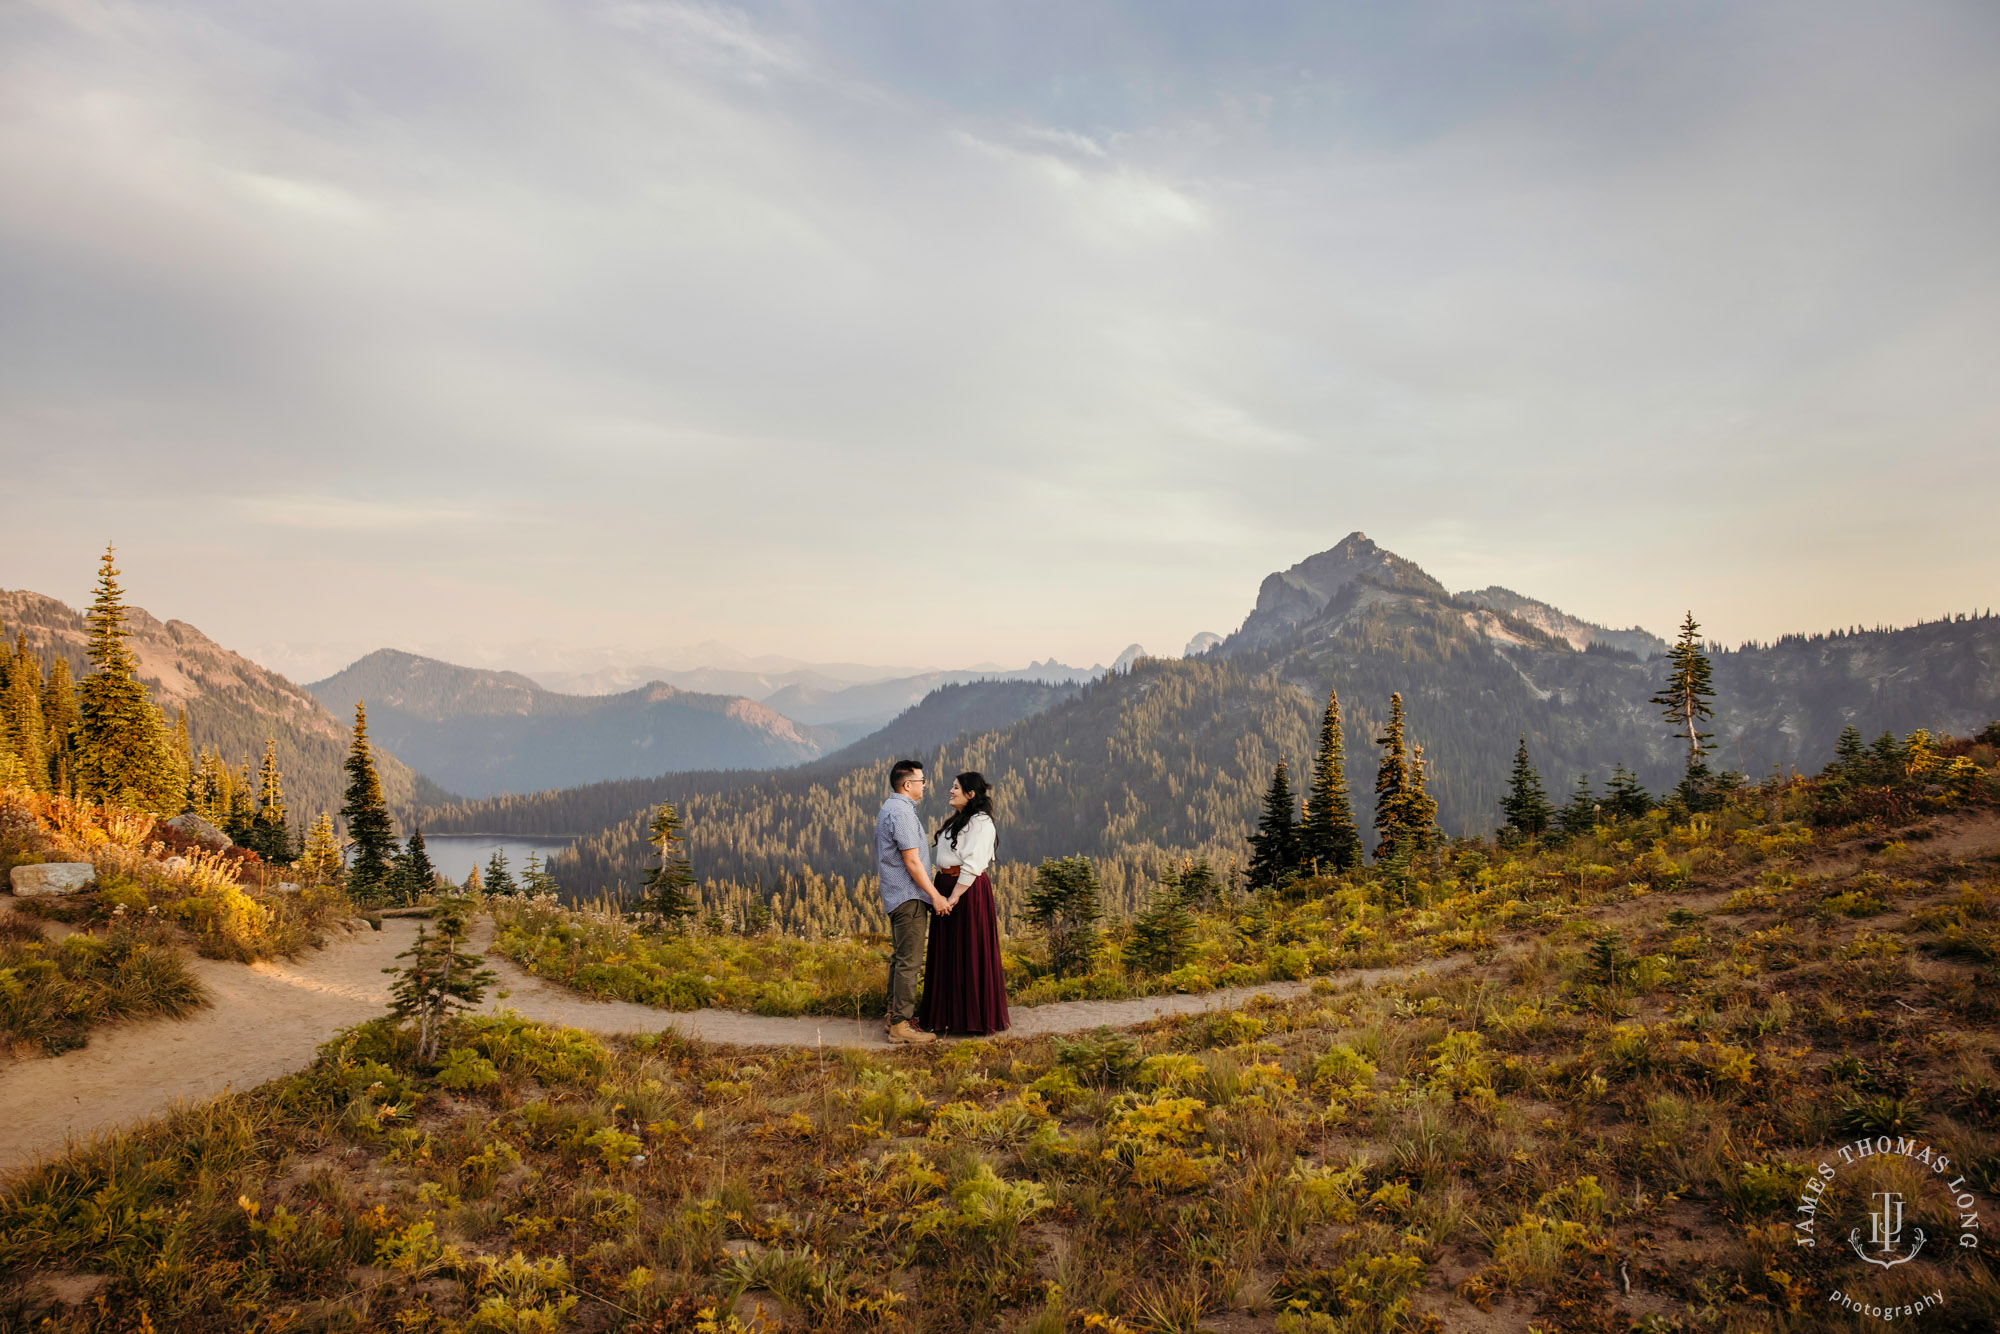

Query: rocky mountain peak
[[1225, 532, 1448, 652]]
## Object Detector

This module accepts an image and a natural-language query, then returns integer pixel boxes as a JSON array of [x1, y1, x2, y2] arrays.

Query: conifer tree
[[1026, 855, 1103, 979], [75, 545, 180, 813], [519, 850, 563, 896], [250, 739, 290, 861], [299, 812, 343, 887], [1245, 761, 1299, 890], [384, 896, 496, 1064], [462, 864, 483, 894], [484, 849, 518, 898], [341, 701, 398, 904], [169, 708, 194, 808], [1832, 725, 1865, 776], [1556, 773, 1599, 841], [3, 644, 50, 793], [1499, 736, 1553, 840], [1174, 855, 1223, 909], [42, 656, 77, 796], [1299, 688, 1363, 872], [0, 686, 17, 790], [1605, 764, 1651, 822], [640, 802, 697, 925], [391, 827, 438, 904], [1396, 742, 1440, 855], [1865, 731, 1905, 785], [223, 759, 257, 845], [1372, 692, 1412, 859], [1651, 611, 1717, 769], [190, 749, 227, 825], [1126, 875, 1196, 975]]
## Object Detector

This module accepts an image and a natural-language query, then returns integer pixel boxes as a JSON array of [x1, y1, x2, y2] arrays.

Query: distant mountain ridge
[[0, 589, 451, 824], [417, 532, 1999, 900], [307, 650, 843, 799], [541, 657, 1106, 734]]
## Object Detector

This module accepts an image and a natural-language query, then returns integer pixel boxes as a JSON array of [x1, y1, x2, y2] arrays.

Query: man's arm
[[901, 847, 950, 912]]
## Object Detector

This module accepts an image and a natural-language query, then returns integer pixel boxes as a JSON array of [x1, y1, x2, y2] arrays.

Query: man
[[875, 758, 951, 1044]]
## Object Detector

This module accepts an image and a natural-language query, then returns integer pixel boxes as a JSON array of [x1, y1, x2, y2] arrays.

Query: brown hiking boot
[[886, 1021, 935, 1045]]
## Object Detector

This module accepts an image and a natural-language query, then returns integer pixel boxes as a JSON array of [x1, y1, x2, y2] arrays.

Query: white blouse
[[934, 812, 996, 882]]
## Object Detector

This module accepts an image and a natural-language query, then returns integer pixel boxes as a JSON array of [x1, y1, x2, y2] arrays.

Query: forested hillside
[[415, 536, 1999, 913], [307, 649, 840, 798], [0, 589, 449, 824], [414, 679, 1082, 840]]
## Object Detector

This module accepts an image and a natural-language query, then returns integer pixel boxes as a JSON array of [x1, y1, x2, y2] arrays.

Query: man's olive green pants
[[887, 899, 931, 1025]]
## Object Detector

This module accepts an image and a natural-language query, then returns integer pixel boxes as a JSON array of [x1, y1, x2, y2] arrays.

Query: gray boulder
[[10, 863, 96, 897], [162, 812, 230, 849]]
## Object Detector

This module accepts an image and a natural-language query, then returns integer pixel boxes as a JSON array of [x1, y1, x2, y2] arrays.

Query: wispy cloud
[[2, 0, 1995, 671]]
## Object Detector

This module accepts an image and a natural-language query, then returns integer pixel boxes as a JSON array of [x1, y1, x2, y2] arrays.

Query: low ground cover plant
[[5, 741, 1999, 1331], [0, 786, 355, 1051]]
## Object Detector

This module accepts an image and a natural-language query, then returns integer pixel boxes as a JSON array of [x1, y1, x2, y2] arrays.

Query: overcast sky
[[3, 0, 1996, 682]]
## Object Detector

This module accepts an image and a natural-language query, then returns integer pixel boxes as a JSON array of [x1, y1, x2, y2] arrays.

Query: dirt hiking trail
[[0, 916, 1453, 1176]]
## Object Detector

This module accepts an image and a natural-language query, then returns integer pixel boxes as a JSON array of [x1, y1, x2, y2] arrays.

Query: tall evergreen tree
[[42, 655, 77, 796], [1604, 764, 1651, 822], [1651, 611, 1717, 769], [484, 849, 518, 898], [391, 826, 438, 904], [0, 672, 17, 790], [1372, 692, 1412, 859], [169, 708, 194, 808], [1245, 761, 1300, 890], [3, 643, 50, 793], [75, 545, 180, 812], [190, 748, 227, 825], [1299, 688, 1364, 872], [1499, 736, 1553, 840], [223, 757, 257, 845], [640, 802, 697, 925], [341, 701, 398, 905], [299, 812, 343, 887], [250, 738, 291, 861], [1556, 773, 1599, 841], [1396, 742, 1440, 855]]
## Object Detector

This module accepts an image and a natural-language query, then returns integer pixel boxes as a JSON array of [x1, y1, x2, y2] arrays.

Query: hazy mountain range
[[303, 648, 1113, 799], [414, 532, 2000, 898], [535, 657, 1105, 729]]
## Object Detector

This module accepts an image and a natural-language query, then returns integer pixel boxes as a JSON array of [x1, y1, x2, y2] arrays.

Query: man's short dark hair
[[889, 759, 924, 793]]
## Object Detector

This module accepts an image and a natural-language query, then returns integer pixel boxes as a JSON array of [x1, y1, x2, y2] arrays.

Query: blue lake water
[[417, 834, 576, 888]]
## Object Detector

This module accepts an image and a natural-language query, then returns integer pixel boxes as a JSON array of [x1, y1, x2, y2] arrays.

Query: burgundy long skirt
[[918, 869, 1011, 1035]]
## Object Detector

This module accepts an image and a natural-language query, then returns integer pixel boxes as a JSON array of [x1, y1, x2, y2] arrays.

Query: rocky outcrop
[[162, 812, 230, 849], [10, 863, 96, 896], [1225, 532, 1451, 651]]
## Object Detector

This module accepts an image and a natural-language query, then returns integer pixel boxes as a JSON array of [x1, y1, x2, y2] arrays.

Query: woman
[[917, 771, 1010, 1035]]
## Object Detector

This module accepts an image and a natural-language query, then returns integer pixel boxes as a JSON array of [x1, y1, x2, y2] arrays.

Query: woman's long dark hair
[[938, 771, 995, 846]]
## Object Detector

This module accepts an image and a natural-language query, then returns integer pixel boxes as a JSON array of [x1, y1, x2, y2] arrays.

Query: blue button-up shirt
[[875, 792, 930, 914]]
